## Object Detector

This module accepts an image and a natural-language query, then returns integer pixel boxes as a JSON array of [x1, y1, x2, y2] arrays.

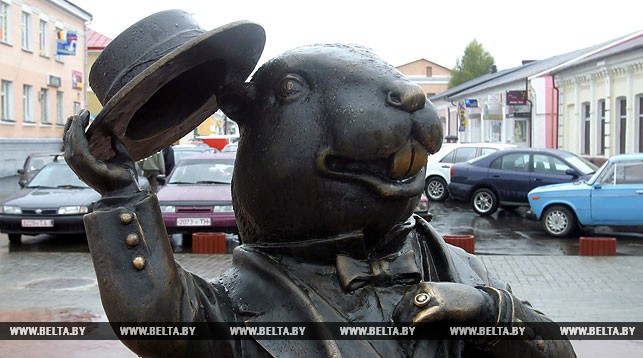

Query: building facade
[[396, 58, 451, 137], [553, 35, 643, 159], [0, 0, 91, 192]]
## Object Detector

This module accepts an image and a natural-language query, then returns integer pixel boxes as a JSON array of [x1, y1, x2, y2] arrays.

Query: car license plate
[[176, 218, 211, 227], [21, 219, 54, 227]]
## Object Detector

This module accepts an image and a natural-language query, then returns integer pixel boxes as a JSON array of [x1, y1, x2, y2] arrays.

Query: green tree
[[448, 39, 495, 88]]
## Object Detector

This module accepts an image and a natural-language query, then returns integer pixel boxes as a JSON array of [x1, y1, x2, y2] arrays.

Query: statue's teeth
[[390, 140, 428, 180]]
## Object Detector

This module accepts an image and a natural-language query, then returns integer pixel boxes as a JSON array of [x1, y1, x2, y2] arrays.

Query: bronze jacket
[[84, 193, 575, 357]]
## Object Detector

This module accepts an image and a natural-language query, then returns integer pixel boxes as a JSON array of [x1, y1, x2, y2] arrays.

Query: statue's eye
[[278, 74, 307, 101]]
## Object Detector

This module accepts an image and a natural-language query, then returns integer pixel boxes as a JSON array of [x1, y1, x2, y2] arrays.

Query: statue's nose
[[386, 82, 426, 113]]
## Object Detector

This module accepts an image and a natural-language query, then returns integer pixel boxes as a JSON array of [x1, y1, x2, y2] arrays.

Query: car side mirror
[[593, 182, 602, 190], [157, 174, 166, 185], [565, 168, 579, 179], [18, 180, 26, 188]]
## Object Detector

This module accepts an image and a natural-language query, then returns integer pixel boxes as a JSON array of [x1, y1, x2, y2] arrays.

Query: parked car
[[424, 142, 517, 201], [1, 158, 152, 244], [448, 148, 598, 216], [527, 153, 643, 237], [157, 152, 237, 237], [1, 159, 100, 244], [172, 144, 218, 164], [17, 152, 63, 188], [221, 143, 238, 153], [414, 194, 432, 222]]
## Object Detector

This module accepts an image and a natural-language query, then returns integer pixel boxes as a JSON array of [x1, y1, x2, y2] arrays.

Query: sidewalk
[[0, 249, 641, 357]]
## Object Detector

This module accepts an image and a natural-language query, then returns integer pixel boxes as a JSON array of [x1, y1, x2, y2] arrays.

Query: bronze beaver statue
[[64, 12, 575, 358]]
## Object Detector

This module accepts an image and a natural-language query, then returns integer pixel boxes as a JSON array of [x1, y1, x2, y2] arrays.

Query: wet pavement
[[0, 199, 642, 357]]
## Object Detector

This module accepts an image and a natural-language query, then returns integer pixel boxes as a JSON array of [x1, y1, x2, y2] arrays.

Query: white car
[[424, 142, 517, 201]]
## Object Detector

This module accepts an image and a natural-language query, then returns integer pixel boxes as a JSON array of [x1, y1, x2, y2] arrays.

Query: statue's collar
[[243, 217, 416, 264]]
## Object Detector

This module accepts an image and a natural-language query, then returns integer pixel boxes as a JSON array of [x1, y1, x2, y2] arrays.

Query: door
[[591, 160, 643, 224], [488, 152, 532, 203], [530, 154, 577, 190]]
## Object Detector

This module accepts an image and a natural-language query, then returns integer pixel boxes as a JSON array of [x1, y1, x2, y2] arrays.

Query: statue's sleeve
[[83, 193, 237, 356]]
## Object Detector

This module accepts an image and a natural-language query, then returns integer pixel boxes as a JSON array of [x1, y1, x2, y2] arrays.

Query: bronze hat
[[86, 9, 265, 161]]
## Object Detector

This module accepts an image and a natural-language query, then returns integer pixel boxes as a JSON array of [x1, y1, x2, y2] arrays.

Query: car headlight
[[160, 205, 176, 213], [1, 206, 22, 214], [212, 205, 234, 213], [57, 206, 89, 215]]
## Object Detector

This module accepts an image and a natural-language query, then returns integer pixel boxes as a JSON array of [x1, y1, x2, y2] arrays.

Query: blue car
[[449, 148, 597, 216], [527, 153, 643, 237]]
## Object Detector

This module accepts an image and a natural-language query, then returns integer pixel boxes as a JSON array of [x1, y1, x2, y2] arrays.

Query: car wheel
[[471, 188, 498, 216], [8, 234, 21, 244], [424, 177, 449, 202], [542, 205, 577, 237]]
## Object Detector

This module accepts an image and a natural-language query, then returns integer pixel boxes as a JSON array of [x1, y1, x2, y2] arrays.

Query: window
[[425, 66, 432, 77], [73, 101, 80, 117], [598, 99, 606, 155], [54, 27, 64, 61], [56, 91, 64, 125], [39, 20, 48, 56], [495, 153, 530, 172], [639, 96, 643, 152], [601, 161, 643, 185], [40, 88, 49, 124], [617, 98, 626, 154], [480, 148, 498, 157], [1, 80, 13, 121], [533, 154, 571, 175], [21, 12, 32, 51], [582, 102, 590, 155], [0, 1, 10, 43], [23, 84, 34, 122], [454, 147, 477, 163]]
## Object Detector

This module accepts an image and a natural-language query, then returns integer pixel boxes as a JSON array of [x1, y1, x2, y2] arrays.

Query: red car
[[157, 152, 237, 237]]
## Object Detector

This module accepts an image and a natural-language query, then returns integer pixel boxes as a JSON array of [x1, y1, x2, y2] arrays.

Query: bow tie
[[336, 251, 422, 291]]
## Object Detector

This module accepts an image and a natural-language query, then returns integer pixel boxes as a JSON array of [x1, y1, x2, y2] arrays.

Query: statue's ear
[[216, 82, 256, 126]]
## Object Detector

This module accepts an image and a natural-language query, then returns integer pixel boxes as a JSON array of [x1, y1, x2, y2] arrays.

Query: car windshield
[[174, 149, 211, 163], [559, 152, 598, 175], [27, 162, 89, 188], [168, 159, 234, 185]]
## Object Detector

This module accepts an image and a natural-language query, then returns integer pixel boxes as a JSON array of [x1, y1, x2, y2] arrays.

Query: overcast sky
[[70, 0, 642, 71]]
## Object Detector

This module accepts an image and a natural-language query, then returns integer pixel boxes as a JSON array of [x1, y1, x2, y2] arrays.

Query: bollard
[[579, 237, 616, 256], [192, 232, 227, 254], [442, 234, 475, 254]]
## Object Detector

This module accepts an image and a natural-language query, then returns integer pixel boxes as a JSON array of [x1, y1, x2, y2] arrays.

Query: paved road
[[0, 235, 641, 357]]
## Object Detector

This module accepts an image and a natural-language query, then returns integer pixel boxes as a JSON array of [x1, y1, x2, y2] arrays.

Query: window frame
[[21, 11, 32, 51], [1, 79, 13, 121], [23, 84, 34, 123], [39, 19, 48, 57]]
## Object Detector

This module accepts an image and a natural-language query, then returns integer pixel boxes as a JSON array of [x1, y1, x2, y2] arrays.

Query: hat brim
[[86, 21, 265, 161]]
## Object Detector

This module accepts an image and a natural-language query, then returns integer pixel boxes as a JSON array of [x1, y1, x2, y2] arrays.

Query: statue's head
[[218, 44, 443, 245]]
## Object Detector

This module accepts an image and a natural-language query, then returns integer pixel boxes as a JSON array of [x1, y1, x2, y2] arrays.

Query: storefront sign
[[464, 99, 478, 108], [506, 90, 527, 105], [47, 75, 61, 87], [72, 70, 83, 90], [56, 30, 78, 56]]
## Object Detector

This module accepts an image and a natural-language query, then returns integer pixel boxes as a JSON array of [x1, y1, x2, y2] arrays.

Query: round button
[[126, 233, 140, 247], [414, 292, 431, 307], [132, 256, 146, 271], [120, 212, 133, 224]]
